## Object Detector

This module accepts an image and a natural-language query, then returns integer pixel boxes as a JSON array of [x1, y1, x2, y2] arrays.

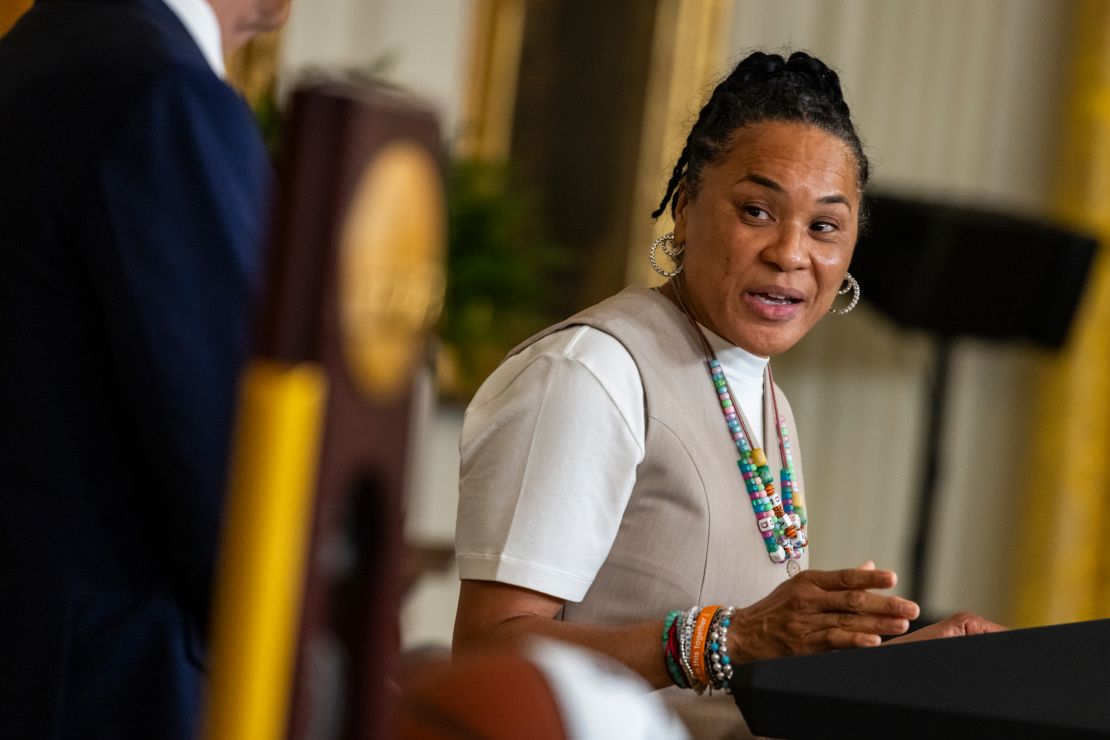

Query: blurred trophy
[[204, 82, 446, 740]]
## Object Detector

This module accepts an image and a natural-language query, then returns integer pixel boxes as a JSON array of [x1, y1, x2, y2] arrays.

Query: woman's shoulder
[[473, 326, 639, 408], [463, 326, 648, 437]]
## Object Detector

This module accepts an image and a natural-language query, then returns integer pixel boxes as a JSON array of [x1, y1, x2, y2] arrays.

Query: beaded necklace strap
[[667, 279, 808, 565], [768, 364, 807, 529]]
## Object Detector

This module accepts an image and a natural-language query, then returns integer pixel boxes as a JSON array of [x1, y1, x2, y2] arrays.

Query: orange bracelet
[[690, 605, 720, 686]]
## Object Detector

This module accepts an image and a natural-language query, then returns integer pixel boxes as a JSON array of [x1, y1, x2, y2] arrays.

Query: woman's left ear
[[672, 184, 690, 243]]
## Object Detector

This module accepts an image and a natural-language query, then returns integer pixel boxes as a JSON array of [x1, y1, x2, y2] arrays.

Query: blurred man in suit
[[0, 0, 289, 736]]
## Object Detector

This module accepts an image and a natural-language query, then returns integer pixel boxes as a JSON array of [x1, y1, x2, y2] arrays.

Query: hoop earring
[[828, 272, 860, 315], [649, 232, 684, 277]]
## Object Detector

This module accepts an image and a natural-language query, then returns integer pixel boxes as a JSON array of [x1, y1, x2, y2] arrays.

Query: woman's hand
[[885, 611, 1007, 644], [729, 562, 919, 662]]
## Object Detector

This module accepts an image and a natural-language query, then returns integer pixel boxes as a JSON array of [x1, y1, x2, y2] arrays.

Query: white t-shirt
[[455, 323, 769, 602]]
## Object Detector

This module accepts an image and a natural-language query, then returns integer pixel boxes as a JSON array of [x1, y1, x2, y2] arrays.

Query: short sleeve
[[455, 327, 645, 602]]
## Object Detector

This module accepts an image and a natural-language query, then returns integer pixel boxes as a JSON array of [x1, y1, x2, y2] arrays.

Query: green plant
[[439, 159, 573, 397]]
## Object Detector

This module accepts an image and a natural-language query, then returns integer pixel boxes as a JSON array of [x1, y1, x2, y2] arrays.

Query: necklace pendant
[[786, 559, 802, 578]]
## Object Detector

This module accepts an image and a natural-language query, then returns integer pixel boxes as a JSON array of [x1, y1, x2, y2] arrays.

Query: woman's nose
[[761, 222, 807, 270]]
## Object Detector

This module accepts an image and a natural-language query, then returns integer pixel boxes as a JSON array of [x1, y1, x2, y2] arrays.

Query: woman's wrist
[[661, 604, 737, 694], [725, 605, 762, 665]]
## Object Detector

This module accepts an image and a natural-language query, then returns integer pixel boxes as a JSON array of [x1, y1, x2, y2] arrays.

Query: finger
[[824, 589, 920, 619], [804, 567, 899, 592], [948, 611, 1008, 635], [824, 611, 911, 636], [805, 627, 883, 650], [971, 618, 1007, 634]]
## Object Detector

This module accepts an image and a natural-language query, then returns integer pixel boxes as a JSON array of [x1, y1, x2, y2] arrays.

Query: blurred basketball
[[396, 649, 567, 740]]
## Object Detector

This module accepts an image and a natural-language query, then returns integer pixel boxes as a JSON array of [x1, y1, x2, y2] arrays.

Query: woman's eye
[[811, 220, 837, 233], [742, 205, 769, 219]]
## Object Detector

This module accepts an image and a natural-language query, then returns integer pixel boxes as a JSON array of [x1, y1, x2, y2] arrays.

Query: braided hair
[[652, 50, 870, 220]]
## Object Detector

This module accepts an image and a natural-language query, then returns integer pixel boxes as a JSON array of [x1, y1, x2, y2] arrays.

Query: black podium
[[731, 619, 1110, 739]]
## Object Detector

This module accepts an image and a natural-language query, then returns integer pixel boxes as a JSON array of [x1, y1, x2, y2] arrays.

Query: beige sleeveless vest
[[512, 285, 809, 739]]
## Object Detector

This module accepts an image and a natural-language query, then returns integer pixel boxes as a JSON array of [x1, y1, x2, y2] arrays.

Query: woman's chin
[[720, 301, 812, 356], [727, 318, 813, 357]]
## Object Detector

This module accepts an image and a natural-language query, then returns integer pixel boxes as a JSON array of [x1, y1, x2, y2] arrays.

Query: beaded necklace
[[668, 281, 808, 566]]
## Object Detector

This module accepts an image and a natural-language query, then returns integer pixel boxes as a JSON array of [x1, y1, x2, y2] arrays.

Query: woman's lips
[[744, 288, 805, 320]]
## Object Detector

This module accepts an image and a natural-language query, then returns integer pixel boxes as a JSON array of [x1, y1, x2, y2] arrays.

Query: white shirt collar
[[160, 0, 226, 78], [702, 322, 769, 386]]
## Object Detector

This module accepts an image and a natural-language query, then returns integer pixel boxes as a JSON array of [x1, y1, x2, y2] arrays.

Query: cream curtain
[[728, 0, 1073, 623], [1015, 0, 1110, 626]]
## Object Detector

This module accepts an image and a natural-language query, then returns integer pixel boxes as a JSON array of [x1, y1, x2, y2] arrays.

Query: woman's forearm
[[453, 579, 671, 688]]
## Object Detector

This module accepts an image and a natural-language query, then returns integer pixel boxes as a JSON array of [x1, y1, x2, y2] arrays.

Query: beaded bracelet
[[679, 606, 699, 689], [661, 610, 689, 689], [663, 603, 739, 694], [669, 617, 692, 689], [705, 606, 736, 693], [665, 620, 690, 688]]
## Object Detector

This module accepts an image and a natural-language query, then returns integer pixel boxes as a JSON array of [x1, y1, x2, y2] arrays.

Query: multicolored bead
[[707, 360, 807, 566]]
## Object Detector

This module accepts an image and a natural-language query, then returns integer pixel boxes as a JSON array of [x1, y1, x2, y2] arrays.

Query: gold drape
[[0, 0, 31, 36], [225, 30, 283, 110], [625, 0, 734, 287], [458, 0, 526, 160], [1014, 0, 1110, 626]]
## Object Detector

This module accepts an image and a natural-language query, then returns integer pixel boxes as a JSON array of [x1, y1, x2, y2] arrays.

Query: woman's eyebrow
[[737, 173, 784, 192], [738, 173, 851, 208], [818, 193, 852, 207]]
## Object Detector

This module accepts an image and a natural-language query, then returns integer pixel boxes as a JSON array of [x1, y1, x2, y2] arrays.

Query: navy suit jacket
[[0, 1, 272, 737]]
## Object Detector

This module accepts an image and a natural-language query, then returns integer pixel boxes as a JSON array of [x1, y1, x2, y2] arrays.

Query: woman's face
[[673, 120, 861, 357]]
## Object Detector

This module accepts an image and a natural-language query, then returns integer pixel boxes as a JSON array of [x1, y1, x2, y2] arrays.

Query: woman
[[453, 51, 1001, 737]]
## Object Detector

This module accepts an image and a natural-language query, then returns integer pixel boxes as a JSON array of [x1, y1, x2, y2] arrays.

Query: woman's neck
[[660, 278, 770, 366]]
